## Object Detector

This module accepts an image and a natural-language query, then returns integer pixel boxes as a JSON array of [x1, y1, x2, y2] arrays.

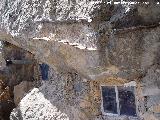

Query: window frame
[[100, 85, 137, 117]]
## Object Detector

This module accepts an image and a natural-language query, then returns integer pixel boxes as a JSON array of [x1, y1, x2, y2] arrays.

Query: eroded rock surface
[[10, 68, 90, 120], [0, 0, 160, 120], [14, 81, 34, 106]]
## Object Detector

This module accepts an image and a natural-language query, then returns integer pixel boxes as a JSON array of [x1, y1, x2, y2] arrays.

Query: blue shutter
[[40, 63, 49, 80]]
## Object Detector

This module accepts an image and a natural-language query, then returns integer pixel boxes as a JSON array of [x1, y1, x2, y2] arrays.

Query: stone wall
[[6, 25, 160, 120], [10, 65, 160, 120], [10, 68, 90, 120]]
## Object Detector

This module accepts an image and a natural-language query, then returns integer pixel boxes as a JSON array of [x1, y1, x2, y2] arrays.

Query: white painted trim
[[134, 85, 139, 117], [115, 86, 120, 115]]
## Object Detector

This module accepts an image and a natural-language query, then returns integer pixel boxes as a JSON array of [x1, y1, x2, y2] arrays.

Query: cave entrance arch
[[0, 41, 41, 120]]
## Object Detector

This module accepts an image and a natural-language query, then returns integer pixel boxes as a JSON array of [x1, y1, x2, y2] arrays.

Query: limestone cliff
[[0, 0, 160, 120]]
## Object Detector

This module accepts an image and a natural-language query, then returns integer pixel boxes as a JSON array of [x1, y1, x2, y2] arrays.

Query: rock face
[[10, 69, 90, 120], [0, 0, 160, 77], [0, 0, 160, 120], [13, 81, 33, 106]]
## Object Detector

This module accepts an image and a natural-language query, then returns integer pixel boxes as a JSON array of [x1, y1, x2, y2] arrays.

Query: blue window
[[102, 86, 117, 114], [40, 63, 49, 80], [101, 86, 137, 116]]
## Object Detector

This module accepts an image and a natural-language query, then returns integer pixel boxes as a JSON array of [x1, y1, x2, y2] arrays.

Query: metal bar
[[7, 60, 33, 65]]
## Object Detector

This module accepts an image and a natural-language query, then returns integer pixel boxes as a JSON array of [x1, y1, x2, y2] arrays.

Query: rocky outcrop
[[10, 64, 160, 120], [10, 68, 90, 120], [0, 0, 159, 79], [0, 0, 160, 120]]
